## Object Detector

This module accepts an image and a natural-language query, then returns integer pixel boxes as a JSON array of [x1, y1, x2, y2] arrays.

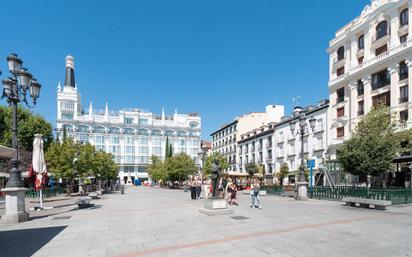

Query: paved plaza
[[0, 187, 412, 257]]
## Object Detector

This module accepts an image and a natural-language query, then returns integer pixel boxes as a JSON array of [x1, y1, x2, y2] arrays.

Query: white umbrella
[[32, 134, 48, 209]]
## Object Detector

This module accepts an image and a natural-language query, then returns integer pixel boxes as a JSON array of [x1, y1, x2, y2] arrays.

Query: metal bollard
[[121, 185, 125, 194]]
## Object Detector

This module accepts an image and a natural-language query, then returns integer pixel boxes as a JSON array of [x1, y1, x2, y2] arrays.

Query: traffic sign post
[[307, 159, 315, 194]]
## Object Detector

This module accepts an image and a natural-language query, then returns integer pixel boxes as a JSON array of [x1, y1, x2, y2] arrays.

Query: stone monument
[[199, 159, 233, 216]]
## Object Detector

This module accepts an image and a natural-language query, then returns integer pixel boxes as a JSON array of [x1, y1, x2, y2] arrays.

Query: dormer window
[[400, 8, 409, 27], [358, 35, 365, 50], [376, 21, 388, 40], [337, 46, 345, 61]]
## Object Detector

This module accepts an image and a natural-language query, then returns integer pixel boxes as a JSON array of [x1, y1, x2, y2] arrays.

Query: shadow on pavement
[[0, 226, 67, 257]]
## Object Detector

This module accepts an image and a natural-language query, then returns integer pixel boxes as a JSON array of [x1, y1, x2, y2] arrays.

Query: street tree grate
[[52, 216, 71, 220], [230, 216, 250, 220]]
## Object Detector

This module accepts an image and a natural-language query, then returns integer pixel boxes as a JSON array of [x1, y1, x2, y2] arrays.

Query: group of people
[[187, 176, 262, 209], [189, 177, 202, 200]]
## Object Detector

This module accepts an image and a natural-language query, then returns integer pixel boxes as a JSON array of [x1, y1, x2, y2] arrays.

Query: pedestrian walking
[[196, 178, 202, 199], [190, 179, 197, 200], [251, 179, 262, 209], [229, 182, 238, 205]]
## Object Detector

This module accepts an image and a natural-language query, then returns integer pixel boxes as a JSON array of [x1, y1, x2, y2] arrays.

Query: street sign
[[307, 159, 315, 168]]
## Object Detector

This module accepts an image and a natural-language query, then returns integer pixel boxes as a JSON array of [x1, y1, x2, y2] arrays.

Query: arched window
[[400, 8, 409, 27], [358, 35, 365, 50], [376, 21, 388, 40], [337, 46, 345, 61]]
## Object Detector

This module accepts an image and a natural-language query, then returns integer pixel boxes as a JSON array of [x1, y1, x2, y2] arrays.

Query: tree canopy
[[0, 105, 53, 152], [46, 139, 118, 181], [148, 153, 197, 183], [338, 106, 401, 177], [245, 163, 258, 177], [276, 162, 289, 183]]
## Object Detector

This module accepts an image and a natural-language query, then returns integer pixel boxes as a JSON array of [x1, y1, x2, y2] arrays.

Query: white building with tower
[[56, 56, 202, 184]]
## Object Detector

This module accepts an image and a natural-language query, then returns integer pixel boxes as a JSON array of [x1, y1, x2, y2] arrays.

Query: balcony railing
[[336, 96, 345, 104], [399, 72, 409, 81], [357, 110, 364, 116], [371, 79, 390, 90], [266, 142, 272, 148], [372, 30, 390, 43], [399, 97, 409, 104]]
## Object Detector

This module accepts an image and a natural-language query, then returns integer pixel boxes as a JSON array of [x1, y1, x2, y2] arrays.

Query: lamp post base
[[1, 187, 29, 223], [296, 182, 309, 201]]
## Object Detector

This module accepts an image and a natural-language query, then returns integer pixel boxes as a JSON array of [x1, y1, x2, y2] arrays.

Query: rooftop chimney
[[64, 55, 75, 87]]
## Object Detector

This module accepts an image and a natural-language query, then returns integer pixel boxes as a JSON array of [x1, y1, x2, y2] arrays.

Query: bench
[[342, 197, 391, 210], [76, 197, 92, 209]]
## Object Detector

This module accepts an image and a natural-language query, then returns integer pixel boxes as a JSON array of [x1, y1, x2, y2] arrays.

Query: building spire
[[64, 55, 75, 87]]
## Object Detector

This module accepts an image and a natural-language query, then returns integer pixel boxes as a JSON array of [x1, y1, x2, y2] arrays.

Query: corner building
[[328, 0, 412, 159], [56, 56, 201, 183]]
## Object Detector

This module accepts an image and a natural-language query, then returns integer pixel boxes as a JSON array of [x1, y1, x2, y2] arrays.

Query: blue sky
[[0, 0, 369, 139]]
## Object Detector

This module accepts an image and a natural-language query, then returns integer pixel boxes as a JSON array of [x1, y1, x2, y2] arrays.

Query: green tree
[[148, 155, 167, 182], [46, 138, 119, 193], [338, 106, 400, 184], [203, 152, 229, 175], [276, 163, 289, 185], [165, 153, 197, 183], [0, 105, 53, 151], [245, 163, 258, 177], [93, 150, 118, 182]]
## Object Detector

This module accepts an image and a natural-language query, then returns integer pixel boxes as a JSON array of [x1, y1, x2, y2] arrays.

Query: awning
[[393, 155, 412, 164], [0, 145, 16, 159], [0, 172, 10, 178]]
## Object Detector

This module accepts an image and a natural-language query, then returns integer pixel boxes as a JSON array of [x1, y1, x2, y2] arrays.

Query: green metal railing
[[262, 185, 412, 205], [309, 186, 412, 205], [25, 187, 65, 198], [261, 186, 283, 196]]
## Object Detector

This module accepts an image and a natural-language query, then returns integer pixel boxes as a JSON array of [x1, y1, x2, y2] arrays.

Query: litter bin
[[134, 179, 141, 186], [120, 185, 125, 194]]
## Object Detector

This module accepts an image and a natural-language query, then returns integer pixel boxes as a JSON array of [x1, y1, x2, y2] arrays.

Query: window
[[400, 34, 408, 43], [358, 35, 364, 50], [337, 46, 345, 61], [400, 85, 409, 103], [61, 114, 74, 120], [79, 134, 89, 143], [337, 67, 345, 76], [138, 118, 148, 125], [358, 56, 364, 65], [337, 127, 345, 138], [400, 110, 409, 122], [337, 88, 345, 103], [400, 8, 409, 27], [94, 135, 104, 144], [372, 91, 391, 107], [152, 147, 162, 155], [109, 136, 119, 144], [376, 21, 388, 40], [358, 101, 364, 116], [375, 44, 387, 56], [137, 138, 148, 145], [124, 146, 135, 154], [316, 119, 324, 131], [372, 69, 390, 90], [124, 117, 134, 124], [357, 80, 364, 96], [337, 107, 345, 118], [399, 61, 408, 81], [138, 146, 149, 154]]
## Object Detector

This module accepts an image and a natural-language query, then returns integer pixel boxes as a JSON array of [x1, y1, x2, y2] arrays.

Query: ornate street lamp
[[1, 53, 41, 188], [289, 113, 316, 200]]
